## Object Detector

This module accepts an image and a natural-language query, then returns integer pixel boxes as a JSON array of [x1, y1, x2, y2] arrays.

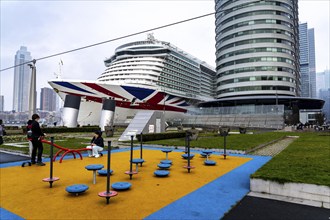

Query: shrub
[[22, 126, 100, 134], [239, 127, 247, 134]]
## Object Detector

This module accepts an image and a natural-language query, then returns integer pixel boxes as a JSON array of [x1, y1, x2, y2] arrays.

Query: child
[[27, 120, 33, 156], [0, 119, 5, 145], [86, 130, 104, 158]]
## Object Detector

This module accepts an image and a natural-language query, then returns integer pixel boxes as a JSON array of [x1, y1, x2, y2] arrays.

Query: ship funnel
[[99, 98, 116, 135], [62, 95, 81, 127]]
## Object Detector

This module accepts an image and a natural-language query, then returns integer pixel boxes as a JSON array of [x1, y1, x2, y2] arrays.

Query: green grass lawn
[[1, 135, 91, 156], [143, 131, 286, 151], [251, 132, 330, 186]]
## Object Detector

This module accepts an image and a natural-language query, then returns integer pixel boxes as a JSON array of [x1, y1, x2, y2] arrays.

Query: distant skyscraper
[[299, 23, 316, 98], [316, 69, 330, 94], [13, 46, 32, 112], [316, 70, 330, 121], [40, 87, 57, 111], [319, 89, 330, 122], [0, 95, 4, 112], [215, 0, 300, 99], [308, 28, 316, 98]]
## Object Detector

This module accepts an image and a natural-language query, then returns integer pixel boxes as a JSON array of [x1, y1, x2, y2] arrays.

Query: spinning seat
[[154, 170, 170, 177], [111, 182, 132, 190], [66, 184, 89, 196]]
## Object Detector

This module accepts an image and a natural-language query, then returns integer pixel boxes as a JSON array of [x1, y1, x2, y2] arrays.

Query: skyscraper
[[316, 69, 330, 121], [0, 95, 4, 112], [12, 46, 32, 112], [215, 0, 300, 99], [316, 69, 330, 94], [40, 87, 57, 112], [299, 23, 316, 98]]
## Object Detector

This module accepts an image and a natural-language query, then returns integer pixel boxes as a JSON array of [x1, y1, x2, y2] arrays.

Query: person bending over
[[86, 130, 104, 158], [31, 114, 46, 166]]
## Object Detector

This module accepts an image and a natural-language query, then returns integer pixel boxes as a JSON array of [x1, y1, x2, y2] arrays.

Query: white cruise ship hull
[[49, 80, 196, 126]]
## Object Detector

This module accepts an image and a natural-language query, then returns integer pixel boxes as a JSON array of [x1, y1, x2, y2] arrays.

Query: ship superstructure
[[49, 35, 216, 125]]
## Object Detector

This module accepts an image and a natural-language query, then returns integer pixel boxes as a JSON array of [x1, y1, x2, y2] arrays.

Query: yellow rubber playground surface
[[0, 147, 271, 220]]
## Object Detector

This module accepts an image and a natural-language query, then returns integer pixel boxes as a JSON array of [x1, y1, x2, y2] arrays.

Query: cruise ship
[[48, 35, 216, 125]]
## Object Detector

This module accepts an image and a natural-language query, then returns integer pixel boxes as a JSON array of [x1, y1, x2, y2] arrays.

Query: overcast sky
[[1, 0, 329, 111]]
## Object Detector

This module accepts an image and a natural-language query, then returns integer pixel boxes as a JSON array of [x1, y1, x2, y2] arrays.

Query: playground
[[0, 140, 272, 220]]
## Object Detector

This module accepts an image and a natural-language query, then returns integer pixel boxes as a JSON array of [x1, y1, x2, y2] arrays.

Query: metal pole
[[187, 134, 191, 173], [276, 86, 279, 130], [129, 135, 133, 179], [140, 132, 143, 159], [185, 136, 188, 153], [224, 135, 227, 159], [163, 88, 166, 126], [50, 137, 54, 187], [106, 141, 111, 204]]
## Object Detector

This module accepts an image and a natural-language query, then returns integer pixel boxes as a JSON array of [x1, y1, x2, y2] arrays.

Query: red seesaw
[[40, 139, 89, 163]]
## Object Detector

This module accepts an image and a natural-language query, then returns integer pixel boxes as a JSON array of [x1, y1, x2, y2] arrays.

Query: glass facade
[[215, 0, 300, 99], [299, 23, 316, 98], [40, 87, 57, 111], [13, 46, 32, 112]]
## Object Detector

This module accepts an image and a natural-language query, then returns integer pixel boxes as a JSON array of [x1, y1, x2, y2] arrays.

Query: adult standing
[[0, 119, 5, 145], [31, 114, 46, 166]]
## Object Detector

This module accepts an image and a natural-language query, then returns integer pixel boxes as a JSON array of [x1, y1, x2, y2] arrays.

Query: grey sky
[[1, 0, 329, 111]]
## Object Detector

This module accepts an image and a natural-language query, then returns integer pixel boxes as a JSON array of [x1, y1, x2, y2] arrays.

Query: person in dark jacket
[[31, 114, 46, 166], [0, 119, 5, 145], [86, 130, 104, 158]]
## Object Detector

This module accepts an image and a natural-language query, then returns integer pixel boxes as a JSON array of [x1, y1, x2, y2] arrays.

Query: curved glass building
[[215, 0, 300, 99]]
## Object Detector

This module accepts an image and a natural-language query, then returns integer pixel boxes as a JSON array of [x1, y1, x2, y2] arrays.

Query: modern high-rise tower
[[0, 95, 4, 112], [40, 87, 57, 111], [12, 46, 32, 112], [299, 23, 316, 98], [215, 0, 300, 99]]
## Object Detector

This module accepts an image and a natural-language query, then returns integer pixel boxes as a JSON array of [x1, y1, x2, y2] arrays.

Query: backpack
[[27, 121, 33, 138]]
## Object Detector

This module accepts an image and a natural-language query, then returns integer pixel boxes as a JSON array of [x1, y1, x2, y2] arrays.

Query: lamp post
[[28, 59, 37, 118], [275, 86, 279, 130]]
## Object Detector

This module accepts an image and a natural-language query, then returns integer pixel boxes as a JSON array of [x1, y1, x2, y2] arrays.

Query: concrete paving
[[250, 136, 297, 156]]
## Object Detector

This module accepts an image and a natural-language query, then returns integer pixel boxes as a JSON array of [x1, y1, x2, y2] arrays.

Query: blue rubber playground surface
[[0, 148, 271, 220], [145, 154, 271, 219]]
